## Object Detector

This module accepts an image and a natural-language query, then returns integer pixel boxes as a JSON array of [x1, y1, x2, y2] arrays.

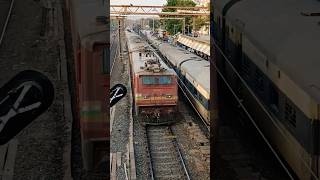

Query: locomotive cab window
[[142, 76, 156, 85], [159, 76, 172, 85], [142, 76, 172, 85]]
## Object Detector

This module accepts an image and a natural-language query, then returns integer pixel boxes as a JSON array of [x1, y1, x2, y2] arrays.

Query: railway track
[[146, 126, 191, 180], [0, 0, 14, 47]]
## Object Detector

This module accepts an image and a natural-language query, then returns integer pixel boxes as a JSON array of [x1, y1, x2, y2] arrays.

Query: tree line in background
[[160, 0, 209, 35]]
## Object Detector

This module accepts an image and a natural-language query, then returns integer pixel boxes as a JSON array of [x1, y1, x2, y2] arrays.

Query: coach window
[[203, 97, 209, 109], [254, 69, 264, 94], [199, 94, 207, 108], [285, 100, 296, 127], [225, 25, 231, 54], [269, 84, 279, 114], [102, 48, 109, 74], [194, 89, 199, 98], [225, 25, 229, 39], [241, 55, 251, 81]]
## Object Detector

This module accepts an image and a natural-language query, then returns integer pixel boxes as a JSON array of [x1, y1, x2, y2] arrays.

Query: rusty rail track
[[146, 125, 191, 180]]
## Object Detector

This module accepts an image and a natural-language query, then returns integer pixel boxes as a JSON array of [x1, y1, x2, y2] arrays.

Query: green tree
[[194, 16, 210, 30], [161, 0, 196, 35], [148, 18, 160, 30]]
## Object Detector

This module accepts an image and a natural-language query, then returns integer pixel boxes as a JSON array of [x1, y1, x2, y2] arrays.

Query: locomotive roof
[[222, 0, 320, 103], [73, 0, 107, 47], [126, 31, 175, 76]]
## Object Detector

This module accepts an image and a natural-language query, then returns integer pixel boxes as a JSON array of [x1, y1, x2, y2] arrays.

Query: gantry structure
[[110, 5, 209, 16]]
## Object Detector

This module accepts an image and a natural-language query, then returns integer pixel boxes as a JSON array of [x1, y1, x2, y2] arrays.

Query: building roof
[[176, 35, 210, 56]]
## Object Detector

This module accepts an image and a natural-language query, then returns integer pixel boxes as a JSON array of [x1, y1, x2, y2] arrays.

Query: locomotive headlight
[[166, 94, 172, 98]]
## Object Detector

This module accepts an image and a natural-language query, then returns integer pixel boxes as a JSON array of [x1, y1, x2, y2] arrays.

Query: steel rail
[[146, 126, 191, 180], [169, 127, 191, 180], [145, 126, 155, 180]]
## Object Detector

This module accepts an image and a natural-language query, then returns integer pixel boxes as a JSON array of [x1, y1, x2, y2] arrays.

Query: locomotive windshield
[[142, 76, 172, 85]]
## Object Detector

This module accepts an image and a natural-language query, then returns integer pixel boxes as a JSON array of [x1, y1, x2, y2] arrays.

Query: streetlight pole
[[192, 16, 196, 37], [182, 18, 185, 35], [187, 25, 190, 35], [153, 18, 155, 32]]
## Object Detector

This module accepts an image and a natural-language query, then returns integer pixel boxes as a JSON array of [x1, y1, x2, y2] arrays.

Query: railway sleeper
[[155, 164, 183, 171], [154, 167, 184, 176], [147, 127, 169, 131], [153, 161, 180, 166], [150, 149, 174, 154], [149, 141, 173, 145], [151, 151, 177, 155], [152, 160, 180, 166], [151, 155, 178, 160], [151, 156, 178, 161], [149, 136, 171, 140], [148, 134, 172, 138], [156, 174, 184, 180], [150, 146, 172, 151]]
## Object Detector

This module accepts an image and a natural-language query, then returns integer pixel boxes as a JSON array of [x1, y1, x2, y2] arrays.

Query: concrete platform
[[0, 0, 72, 179]]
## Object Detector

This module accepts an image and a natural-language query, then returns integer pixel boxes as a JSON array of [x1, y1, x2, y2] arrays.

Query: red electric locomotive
[[126, 31, 178, 124], [64, 0, 108, 176]]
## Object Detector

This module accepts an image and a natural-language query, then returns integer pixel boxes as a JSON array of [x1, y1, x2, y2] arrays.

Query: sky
[[110, 0, 167, 19]]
